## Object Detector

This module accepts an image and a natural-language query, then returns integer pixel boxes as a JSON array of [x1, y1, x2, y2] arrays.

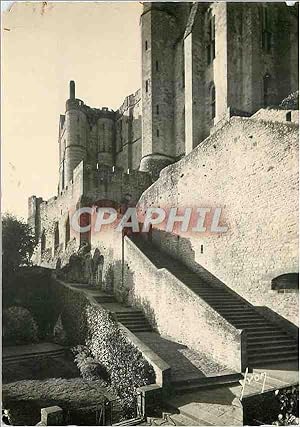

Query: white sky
[[2, 1, 142, 219]]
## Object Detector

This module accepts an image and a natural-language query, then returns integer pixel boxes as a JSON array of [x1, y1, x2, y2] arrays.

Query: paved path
[[135, 332, 232, 382]]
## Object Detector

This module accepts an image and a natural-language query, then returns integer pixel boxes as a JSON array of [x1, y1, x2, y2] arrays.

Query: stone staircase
[[132, 236, 298, 368], [94, 294, 153, 333], [115, 311, 153, 333]]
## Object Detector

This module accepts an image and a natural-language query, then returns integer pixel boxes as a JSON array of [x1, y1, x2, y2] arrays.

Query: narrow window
[[200, 244, 204, 254], [210, 83, 216, 119], [145, 79, 149, 93], [207, 14, 215, 65], [145, 40, 148, 51], [54, 222, 59, 250], [262, 7, 272, 52], [182, 70, 185, 88], [41, 230, 46, 253], [263, 73, 271, 107], [157, 129, 159, 137], [102, 123, 105, 131], [155, 60, 159, 72], [286, 112, 292, 122], [156, 104, 159, 115], [65, 216, 70, 247]]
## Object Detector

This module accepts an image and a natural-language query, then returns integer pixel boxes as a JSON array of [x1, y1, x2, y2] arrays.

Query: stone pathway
[[135, 332, 232, 382]]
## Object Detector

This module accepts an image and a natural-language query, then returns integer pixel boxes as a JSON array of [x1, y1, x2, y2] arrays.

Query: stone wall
[[137, 115, 299, 327]]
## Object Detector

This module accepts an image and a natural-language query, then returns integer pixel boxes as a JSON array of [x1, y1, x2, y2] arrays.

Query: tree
[[2, 213, 35, 278]]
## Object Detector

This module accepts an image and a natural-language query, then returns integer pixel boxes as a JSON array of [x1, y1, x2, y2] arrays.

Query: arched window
[[210, 83, 216, 119], [65, 216, 70, 247], [54, 222, 59, 250], [41, 230, 46, 253], [271, 273, 299, 293]]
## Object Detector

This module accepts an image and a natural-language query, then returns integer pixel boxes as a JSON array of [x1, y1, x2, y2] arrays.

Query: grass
[[3, 377, 117, 425], [3, 356, 79, 384]]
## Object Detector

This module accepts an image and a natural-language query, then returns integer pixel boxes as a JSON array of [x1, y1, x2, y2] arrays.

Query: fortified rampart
[[136, 114, 299, 327]]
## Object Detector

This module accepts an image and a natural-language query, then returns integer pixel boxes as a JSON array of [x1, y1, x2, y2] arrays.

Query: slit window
[[210, 83, 216, 119], [54, 222, 59, 250], [155, 60, 159, 72], [263, 73, 271, 107], [65, 216, 70, 247], [262, 6, 272, 52], [145, 40, 148, 51], [207, 14, 215, 65], [156, 104, 159, 115], [145, 79, 149, 93], [157, 129, 159, 137], [41, 230, 46, 253]]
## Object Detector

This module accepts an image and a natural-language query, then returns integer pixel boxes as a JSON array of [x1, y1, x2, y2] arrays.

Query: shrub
[[3, 306, 38, 345], [85, 305, 155, 414], [71, 345, 109, 382], [53, 314, 67, 345], [273, 386, 299, 426]]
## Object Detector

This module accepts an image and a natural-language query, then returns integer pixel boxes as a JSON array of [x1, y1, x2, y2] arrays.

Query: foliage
[[53, 314, 67, 344], [272, 386, 299, 426], [85, 305, 155, 414], [53, 281, 155, 415], [3, 267, 60, 339], [2, 213, 35, 278], [279, 91, 299, 110], [3, 306, 39, 345], [72, 345, 109, 382]]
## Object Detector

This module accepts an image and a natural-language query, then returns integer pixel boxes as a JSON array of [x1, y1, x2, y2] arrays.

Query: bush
[[273, 386, 299, 426], [72, 345, 109, 382], [85, 305, 155, 414], [53, 280, 155, 415], [3, 306, 38, 345]]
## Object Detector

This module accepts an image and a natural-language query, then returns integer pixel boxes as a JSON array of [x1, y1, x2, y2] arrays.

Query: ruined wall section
[[137, 115, 299, 326]]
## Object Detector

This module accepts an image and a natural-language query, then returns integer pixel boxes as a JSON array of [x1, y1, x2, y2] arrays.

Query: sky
[[2, 1, 142, 219]]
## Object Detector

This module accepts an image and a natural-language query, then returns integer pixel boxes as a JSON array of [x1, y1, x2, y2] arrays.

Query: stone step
[[246, 331, 288, 339], [115, 311, 144, 316], [125, 326, 153, 332], [248, 347, 299, 359], [118, 317, 149, 324], [116, 313, 146, 319], [224, 313, 263, 320], [247, 335, 293, 344], [172, 373, 242, 394], [248, 344, 298, 355], [248, 353, 299, 365], [248, 340, 297, 349]]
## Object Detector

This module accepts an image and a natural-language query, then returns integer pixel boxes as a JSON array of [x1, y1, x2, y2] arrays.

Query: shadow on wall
[[130, 229, 299, 338]]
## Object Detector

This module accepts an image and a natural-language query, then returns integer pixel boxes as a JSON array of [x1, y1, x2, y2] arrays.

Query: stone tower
[[140, 3, 181, 179], [63, 80, 88, 186]]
